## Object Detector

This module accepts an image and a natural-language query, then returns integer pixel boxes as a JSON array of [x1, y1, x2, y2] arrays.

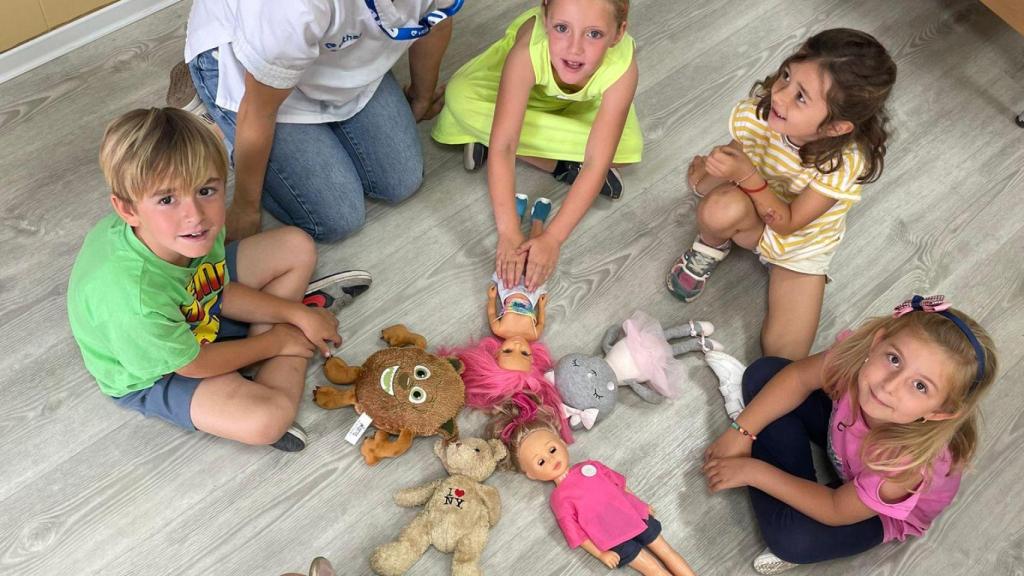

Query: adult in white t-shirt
[[184, 0, 455, 242]]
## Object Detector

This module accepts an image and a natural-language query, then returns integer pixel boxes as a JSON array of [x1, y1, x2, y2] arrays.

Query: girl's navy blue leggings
[[742, 357, 884, 564]]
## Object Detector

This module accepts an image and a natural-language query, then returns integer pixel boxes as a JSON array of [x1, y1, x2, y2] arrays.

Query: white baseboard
[[0, 0, 183, 85]]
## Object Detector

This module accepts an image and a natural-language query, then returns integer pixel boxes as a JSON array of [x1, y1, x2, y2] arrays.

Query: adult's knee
[[742, 357, 792, 403], [306, 209, 366, 243], [378, 160, 423, 205], [698, 186, 750, 231]]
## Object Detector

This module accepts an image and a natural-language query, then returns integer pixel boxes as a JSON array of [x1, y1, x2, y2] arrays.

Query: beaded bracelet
[[730, 420, 757, 441]]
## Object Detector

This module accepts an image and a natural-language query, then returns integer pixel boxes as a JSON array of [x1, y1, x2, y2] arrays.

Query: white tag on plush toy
[[345, 413, 374, 445]]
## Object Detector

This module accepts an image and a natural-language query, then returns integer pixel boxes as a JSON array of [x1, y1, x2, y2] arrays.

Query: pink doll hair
[[444, 336, 573, 444]]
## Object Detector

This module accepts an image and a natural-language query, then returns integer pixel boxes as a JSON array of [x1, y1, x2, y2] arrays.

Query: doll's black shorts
[[609, 516, 662, 567]]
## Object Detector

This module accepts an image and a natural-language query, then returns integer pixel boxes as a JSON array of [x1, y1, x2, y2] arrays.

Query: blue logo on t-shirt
[[324, 34, 361, 50]]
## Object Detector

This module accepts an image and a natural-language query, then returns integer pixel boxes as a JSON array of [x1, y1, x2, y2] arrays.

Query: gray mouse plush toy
[[547, 311, 721, 430]]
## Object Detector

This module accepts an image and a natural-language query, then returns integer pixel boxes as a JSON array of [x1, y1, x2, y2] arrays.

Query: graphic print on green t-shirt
[[181, 258, 228, 345]]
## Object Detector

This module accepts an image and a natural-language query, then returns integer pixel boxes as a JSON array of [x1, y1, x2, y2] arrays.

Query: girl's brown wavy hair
[[754, 28, 897, 184]]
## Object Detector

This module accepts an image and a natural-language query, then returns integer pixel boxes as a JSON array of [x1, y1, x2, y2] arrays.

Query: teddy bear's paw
[[370, 542, 422, 576]]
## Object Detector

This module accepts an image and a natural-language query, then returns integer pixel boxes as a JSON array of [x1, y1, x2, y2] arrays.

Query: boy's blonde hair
[[824, 308, 998, 486], [99, 107, 228, 203]]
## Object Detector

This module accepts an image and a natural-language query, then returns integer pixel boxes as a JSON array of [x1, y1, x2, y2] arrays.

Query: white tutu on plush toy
[[603, 310, 685, 398]]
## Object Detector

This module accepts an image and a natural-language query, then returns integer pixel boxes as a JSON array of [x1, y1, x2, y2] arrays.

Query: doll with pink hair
[[488, 393, 697, 576], [446, 335, 573, 444]]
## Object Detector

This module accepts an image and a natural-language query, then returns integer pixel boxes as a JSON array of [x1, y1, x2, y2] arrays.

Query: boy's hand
[[290, 306, 342, 358], [705, 144, 756, 183], [268, 324, 318, 358]]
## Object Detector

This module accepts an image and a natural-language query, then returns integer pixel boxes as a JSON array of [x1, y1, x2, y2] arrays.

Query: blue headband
[[893, 295, 985, 391], [365, 0, 464, 41]]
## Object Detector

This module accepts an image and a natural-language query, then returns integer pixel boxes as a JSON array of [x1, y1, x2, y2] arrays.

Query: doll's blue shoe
[[515, 193, 529, 222], [531, 197, 552, 223]]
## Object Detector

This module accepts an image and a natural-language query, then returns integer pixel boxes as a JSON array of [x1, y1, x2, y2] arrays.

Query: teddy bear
[[370, 437, 506, 576], [314, 325, 465, 465]]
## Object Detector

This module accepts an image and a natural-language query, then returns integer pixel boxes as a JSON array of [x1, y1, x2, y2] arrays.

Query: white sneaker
[[753, 548, 799, 575], [705, 349, 746, 420]]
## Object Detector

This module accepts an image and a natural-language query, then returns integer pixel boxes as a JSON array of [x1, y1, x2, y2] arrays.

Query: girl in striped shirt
[[666, 29, 897, 360]]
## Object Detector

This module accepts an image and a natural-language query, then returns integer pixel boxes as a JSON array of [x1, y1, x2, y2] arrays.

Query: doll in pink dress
[[489, 393, 697, 575]]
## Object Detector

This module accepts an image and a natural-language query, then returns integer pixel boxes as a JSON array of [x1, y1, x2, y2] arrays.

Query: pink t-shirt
[[827, 392, 962, 542], [549, 460, 650, 551]]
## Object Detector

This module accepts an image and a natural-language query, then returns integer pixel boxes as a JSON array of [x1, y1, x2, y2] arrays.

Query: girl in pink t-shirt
[[489, 393, 697, 575], [702, 295, 998, 574]]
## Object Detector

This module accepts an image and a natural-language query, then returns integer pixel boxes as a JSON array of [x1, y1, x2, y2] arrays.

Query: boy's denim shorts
[[112, 241, 248, 430]]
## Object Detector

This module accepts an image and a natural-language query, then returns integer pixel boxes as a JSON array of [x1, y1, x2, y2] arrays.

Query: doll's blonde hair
[[99, 107, 228, 204], [824, 308, 998, 486], [487, 392, 563, 472]]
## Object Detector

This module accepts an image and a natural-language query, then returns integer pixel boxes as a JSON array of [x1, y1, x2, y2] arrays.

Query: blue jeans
[[742, 357, 884, 565], [188, 50, 424, 242]]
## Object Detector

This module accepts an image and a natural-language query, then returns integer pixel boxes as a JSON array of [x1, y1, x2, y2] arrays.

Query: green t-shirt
[[67, 213, 229, 397]]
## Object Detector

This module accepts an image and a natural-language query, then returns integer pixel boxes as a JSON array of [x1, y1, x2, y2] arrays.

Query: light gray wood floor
[[1, 0, 1022, 574]]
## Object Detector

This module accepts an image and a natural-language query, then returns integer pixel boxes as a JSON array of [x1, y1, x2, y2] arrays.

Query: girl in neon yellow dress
[[432, 0, 641, 292]]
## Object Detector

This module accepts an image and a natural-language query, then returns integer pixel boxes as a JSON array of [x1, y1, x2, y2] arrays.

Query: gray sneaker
[[665, 237, 730, 302], [303, 270, 372, 312], [753, 548, 799, 575], [271, 423, 307, 452]]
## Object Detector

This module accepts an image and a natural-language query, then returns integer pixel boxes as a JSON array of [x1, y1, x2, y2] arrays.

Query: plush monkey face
[[357, 347, 465, 438]]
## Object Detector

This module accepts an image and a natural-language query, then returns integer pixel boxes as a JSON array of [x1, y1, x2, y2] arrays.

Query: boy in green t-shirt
[[68, 108, 369, 451]]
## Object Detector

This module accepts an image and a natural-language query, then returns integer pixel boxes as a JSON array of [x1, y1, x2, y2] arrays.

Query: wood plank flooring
[[0, 0, 1022, 574]]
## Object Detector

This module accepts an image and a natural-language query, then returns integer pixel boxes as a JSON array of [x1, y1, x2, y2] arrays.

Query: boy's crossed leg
[[191, 227, 318, 447]]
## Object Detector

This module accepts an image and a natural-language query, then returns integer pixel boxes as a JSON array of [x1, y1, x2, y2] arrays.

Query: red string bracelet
[[737, 180, 768, 194], [730, 420, 757, 441]]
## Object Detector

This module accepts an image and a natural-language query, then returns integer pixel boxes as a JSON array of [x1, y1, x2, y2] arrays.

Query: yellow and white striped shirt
[[729, 98, 865, 271]]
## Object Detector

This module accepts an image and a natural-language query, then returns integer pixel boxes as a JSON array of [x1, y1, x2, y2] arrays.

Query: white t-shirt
[[185, 0, 438, 123]]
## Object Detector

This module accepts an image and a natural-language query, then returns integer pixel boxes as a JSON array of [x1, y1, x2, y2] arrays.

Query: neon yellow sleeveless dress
[[431, 7, 642, 163]]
